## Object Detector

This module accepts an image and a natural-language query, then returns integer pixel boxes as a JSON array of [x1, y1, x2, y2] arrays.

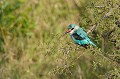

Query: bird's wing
[[76, 28, 88, 38], [72, 27, 96, 46], [72, 33, 85, 40]]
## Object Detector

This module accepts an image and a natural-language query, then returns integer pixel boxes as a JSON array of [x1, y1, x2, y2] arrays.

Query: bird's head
[[65, 24, 79, 34]]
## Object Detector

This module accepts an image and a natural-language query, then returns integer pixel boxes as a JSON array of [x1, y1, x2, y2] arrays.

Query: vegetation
[[0, 0, 120, 79]]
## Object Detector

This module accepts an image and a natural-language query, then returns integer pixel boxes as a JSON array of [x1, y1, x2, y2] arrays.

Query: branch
[[102, 27, 115, 38], [97, 49, 120, 67], [88, 5, 105, 8], [72, 0, 81, 9], [87, 23, 98, 34], [115, 20, 120, 28]]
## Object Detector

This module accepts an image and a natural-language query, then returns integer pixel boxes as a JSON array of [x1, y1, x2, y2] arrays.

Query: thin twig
[[88, 6, 105, 8], [97, 48, 120, 67], [87, 23, 98, 34], [72, 0, 81, 9]]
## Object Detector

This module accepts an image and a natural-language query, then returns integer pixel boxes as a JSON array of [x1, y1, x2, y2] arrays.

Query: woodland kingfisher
[[65, 24, 96, 49]]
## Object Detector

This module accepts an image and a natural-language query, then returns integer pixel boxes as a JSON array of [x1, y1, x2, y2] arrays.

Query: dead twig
[[87, 23, 98, 34]]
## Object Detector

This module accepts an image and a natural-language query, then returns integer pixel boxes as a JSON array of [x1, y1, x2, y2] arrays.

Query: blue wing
[[71, 27, 96, 46], [76, 27, 88, 38]]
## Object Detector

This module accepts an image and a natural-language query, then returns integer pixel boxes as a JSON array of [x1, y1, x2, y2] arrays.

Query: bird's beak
[[65, 29, 71, 34], [59, 29, 71, 39]]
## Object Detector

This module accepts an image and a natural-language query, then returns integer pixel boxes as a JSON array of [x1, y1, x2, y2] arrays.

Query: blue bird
[[65, 24, 96, 49]]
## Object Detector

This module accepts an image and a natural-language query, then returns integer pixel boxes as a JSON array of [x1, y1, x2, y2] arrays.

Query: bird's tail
[[89, 41, 96, 46]]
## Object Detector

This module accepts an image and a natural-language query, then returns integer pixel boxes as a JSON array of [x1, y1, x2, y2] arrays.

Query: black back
[[72, 33, 85, 40]]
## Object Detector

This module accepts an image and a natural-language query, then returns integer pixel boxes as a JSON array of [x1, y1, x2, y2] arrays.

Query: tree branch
[[87, 23, 98, 34]]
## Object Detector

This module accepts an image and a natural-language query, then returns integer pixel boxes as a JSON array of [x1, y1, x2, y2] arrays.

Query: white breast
[[70, 26, 79, 35]]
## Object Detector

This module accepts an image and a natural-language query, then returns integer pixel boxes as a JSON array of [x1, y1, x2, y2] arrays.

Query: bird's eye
[[71, 28, 74, 30]]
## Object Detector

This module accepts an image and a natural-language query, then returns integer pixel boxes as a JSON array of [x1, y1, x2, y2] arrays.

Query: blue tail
[[89, 41, 96, 46]]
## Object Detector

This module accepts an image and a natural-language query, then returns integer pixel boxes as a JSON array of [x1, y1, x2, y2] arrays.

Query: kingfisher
[[65, 24, 96, 49]]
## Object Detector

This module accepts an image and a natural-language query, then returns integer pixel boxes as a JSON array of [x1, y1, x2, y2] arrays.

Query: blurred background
[[0, 0, 120, 79]]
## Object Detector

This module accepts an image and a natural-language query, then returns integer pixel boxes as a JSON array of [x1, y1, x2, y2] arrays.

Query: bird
[[65, 24, 96, 49]]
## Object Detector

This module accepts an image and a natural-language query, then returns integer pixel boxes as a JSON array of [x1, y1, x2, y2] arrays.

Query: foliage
[[0, 0, 120, 79]]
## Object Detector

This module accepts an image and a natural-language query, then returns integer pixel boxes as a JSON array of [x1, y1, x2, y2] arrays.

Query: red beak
[[65, 29, 71, 34]]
